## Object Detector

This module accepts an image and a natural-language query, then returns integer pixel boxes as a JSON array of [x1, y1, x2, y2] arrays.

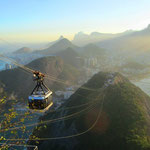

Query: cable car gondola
[[28, 71, 53, 110]]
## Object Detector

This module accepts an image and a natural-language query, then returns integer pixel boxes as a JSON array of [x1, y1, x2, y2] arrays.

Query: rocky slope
[[29, 72, 150, 150]]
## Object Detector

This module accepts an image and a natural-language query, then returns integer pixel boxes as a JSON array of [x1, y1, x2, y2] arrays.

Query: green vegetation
[[0, 55, 83, 149], [0, 96, 39, 150], [88, 81, 150, 150], [29, 72, 150, 150]]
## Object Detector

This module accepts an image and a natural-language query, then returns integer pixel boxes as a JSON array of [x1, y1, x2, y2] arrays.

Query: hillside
[[0, 56, 82, 100], [29, 72, 150, 150], [55, 47, 81, 67], [13, 47, 32, 54], [82, 43, 106, 57]]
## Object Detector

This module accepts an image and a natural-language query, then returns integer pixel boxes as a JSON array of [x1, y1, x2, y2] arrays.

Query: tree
[[0, 96, 38, 150]]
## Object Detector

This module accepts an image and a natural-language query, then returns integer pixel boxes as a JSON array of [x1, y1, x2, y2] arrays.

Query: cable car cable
[[0, 54, 98, 92], [0, 98, 101, 132], [1, 92, 105, 141]]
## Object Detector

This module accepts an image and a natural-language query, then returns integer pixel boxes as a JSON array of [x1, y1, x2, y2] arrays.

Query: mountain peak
[[56, 38, 72, 45], [74, 32, 88, 38], [39, 38, 78, 55], [58, 35, 64, 40], [85, 72, 127, 89]]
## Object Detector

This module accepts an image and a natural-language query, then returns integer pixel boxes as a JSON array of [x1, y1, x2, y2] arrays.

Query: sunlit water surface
[[132, 77, 150, 96]]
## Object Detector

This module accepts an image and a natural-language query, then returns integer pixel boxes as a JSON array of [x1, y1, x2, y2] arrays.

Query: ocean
[[132, 77, 150, 96]]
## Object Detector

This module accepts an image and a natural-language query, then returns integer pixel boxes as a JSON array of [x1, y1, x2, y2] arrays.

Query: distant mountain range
[[72, 30, 134, 46], [96, 24, 150, 55], [0, 27, 137, 54], [33, 38, 107, 58], [2, 24, 150, 57], [2, 24, 150, 68]]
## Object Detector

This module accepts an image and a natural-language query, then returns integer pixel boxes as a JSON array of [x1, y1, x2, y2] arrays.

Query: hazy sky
[[0, 0, 150, 42]]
